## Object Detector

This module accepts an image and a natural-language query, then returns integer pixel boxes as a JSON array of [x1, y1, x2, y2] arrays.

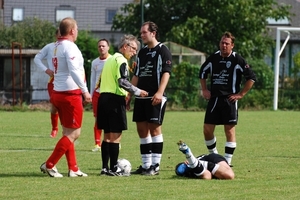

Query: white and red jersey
[[52, 39, 88, 93], [34, 42, 56, 72], [90, 54, 111, 96]]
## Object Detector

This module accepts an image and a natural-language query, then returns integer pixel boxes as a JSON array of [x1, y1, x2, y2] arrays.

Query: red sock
[[94, 123, 102, 146], [65, 142, 78, 171], [51, 113, 59, 130], [46, 136, 71, 169]]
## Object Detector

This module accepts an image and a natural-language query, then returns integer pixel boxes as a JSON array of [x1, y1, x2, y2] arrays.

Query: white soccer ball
[[117, 158, 132, 176]]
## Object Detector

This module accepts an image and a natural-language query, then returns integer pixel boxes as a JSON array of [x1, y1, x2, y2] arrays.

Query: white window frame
[[55, 6, 75, 22], [12, 7, 24, 22], [106, 9, 117, 24]]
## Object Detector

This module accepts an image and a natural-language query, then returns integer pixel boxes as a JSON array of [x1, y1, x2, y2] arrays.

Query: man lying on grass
[[175, 141, 234, 180]]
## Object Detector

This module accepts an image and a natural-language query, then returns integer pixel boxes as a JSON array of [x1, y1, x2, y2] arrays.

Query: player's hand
[[125, 94, 132, 111], [151, 92, 163, 106], [45, 69, 54, 77], [82, 92, 92, 104], [139, 90, 148, 97], [201, 89, 211, 100], [228, 93, 243, 102]]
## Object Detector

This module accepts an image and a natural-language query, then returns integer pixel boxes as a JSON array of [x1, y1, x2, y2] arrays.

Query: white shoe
[[92, 145, 101, 152], [68, 169, 88, 177], [40, 162, 63, 178]]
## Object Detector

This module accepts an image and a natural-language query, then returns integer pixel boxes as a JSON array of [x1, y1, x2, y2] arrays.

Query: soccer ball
[[117, 158, 132, 176]]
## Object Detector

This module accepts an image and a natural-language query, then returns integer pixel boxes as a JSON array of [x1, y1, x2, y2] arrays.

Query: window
[[106, 9, 117, 24], [12, 8, 24, 21], [55, 6, 75, 22], [267, 17, 290, 25]]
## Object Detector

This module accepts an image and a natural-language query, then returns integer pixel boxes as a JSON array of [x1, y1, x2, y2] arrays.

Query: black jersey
[[199, 51, 256, 97], [134, 43, 172, 96], [181, 154, 228, 178]]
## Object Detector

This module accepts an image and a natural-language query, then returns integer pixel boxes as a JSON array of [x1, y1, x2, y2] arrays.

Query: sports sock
[[151, 134, 163, 170], [184, 147, 198, 169], [94, 124, 102, 146], [51, 113, 59, 130], [65, 142, 78, 171], [46, 136, 71, 169], [224, 142, 236, 165], [193, 161, 205, 176], [101, 141, 109, 170], [205, 137, 218, 154], [109, 143, 120, 172], [140, 135, 152, 169]]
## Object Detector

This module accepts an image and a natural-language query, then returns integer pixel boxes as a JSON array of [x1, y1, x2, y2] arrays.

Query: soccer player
[[40, 17, 92, 178], [175, 140, 234, 180], [199, 31, 256, 166], [34, 29, 60, 138], [130, 21, 172, 176], [97, 34, 148, 176], [90, 38, 111, 152]]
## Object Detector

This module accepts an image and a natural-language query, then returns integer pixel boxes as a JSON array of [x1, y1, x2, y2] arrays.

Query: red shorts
[[47, 77, 54, 102], [51, 89, 83, 129], [92, 90, 100, 117]]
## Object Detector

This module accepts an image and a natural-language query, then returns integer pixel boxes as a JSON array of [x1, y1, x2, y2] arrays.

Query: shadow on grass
[[0, 172, 49, 178], [0, 148, 53, 152]]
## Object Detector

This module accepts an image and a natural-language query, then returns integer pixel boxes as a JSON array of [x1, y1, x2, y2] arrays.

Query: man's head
[[59, 17, 78, 42], [118, 34, 140, 60], [140, 21, 159, 46], [219, 31, 235, 57], [97, 39, 110, 58], [175, 162, 189, 176]]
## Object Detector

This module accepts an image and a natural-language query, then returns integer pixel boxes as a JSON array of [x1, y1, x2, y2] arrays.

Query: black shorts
[[204, 96, 238, 125], [132, 96, 167, 124], [97, 93, 127, 133], [198, 153, 228, 164]]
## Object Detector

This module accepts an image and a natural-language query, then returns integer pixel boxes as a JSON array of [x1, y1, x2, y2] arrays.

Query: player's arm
[[118, 63, 147, 97], [90, 62, 96, 96], [34, 45, 53, 76], [229, 63, 256, 102], [200, 79, 211, 100]]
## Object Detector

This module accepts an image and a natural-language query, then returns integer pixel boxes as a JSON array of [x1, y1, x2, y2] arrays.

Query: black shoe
[[142, 164, 159, 176], [131, 165, 147, 174], [106, 170, 124, 176], [100, 168, 108, 175]]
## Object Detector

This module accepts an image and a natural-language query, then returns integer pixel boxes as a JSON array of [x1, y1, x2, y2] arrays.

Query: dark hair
[[222, 31, 235, 44], [98, 38, 110, 46], [142, 21, 159, 40]]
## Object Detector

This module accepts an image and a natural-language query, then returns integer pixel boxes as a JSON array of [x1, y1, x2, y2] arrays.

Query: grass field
[[0, 110, 300, 200]]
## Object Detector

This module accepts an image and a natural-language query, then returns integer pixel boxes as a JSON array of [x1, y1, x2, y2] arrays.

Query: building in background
[[0, 0, 135, 104], [0, 0, 300, 104]]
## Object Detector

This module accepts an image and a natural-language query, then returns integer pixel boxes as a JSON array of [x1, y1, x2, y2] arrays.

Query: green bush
[[166, 62, 201, 109]]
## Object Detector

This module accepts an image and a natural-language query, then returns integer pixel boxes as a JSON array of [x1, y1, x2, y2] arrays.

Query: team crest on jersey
[[151, 51, 156, 58], [226, 61, 231, 68]]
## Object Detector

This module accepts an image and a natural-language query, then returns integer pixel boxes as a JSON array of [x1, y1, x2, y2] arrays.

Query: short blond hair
[[59, 17, 77, 36]]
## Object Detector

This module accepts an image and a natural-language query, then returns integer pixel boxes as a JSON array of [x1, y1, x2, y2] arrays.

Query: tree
[[112, 0, 291, 59], [0, 17, 106, 89], [0, 17, 57, 48]]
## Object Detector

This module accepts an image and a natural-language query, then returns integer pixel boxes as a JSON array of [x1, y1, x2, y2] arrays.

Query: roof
[[163, 41, 206, 56], [0, 49, 40, 57]]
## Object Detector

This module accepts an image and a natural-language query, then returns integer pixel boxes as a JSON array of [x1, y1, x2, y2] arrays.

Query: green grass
[[0, 110, 300, 200]]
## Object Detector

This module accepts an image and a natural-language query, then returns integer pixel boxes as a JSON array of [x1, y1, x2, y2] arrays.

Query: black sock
[[109, 143, 120, 172], [101, 141, 109, 170]]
